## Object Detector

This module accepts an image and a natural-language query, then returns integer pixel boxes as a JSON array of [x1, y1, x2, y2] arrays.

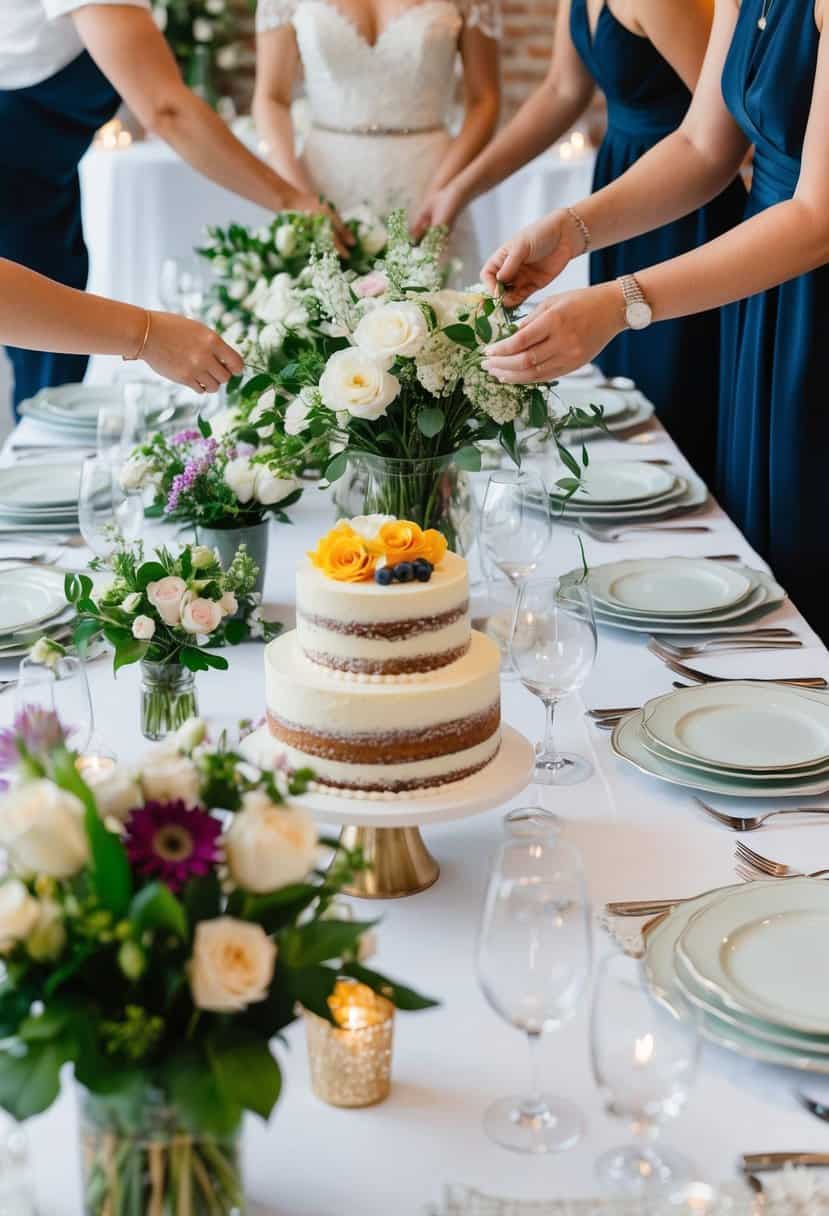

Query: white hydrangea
[[463, 363, 525, 425], [414, 331, 466, 397]]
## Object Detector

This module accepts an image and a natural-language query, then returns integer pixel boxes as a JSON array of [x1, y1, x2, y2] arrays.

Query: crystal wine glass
[[158, 255, 207, 318], [590, 952, 699, 1194], [78, 455, 143, 560], [479, 470, 552, 673], [510, 575, 597, 785], [477, 808, 592, 1154], [96, 382, 149, 465], [16, 653, 94, 755]]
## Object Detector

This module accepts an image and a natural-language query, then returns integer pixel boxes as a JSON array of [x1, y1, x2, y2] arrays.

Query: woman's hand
[[143, 313, 245, 394], [481, 209, 584, 306], [411, 183, 466, 240], [482, 282, 624, 383], [284, 190, 354, 256]]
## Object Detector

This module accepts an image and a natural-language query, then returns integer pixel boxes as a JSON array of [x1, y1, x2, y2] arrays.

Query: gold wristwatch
[[618, 274, 652, 331]]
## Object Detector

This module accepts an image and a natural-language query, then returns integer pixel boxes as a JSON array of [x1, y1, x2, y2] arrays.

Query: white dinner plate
[[38, 384, 122, 420], [0, 463, 81, 508], [678, 880, 829, 1035], [589, 558, 753, 616], [566, 471, 708, 521], [554, 461, 675, 505], [553, 384, 632, 420], [644, 886, 829, 1074], [0, 567, 67, 634], [0, 604, 74, 647], [555, 475, 688, 515], [641, 732, 829, 782], [611, 710, 829, 798], [641, 682, 829, 772]]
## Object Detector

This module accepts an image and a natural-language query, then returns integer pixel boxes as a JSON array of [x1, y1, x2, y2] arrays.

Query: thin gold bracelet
[[122, 309, 152, 362], [566, 206, 591, 254]]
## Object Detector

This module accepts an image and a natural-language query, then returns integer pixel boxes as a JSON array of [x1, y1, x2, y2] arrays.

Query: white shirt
[[0, 0, 149, 91]]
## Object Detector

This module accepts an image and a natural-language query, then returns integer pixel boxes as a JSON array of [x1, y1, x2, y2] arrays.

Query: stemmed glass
[[16, 653, 94, 755], [96, 383, 146, 465], [78, 455, 143, 560], [159, 255, 207, 318], [510, 576, 598, 785], [477, 808, 592, 1154], [479, 470, 552, 673], [590, 952, 699, 1194]]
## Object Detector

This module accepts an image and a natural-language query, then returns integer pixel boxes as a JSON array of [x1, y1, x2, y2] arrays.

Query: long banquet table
[[3, 403, 829, 1213]]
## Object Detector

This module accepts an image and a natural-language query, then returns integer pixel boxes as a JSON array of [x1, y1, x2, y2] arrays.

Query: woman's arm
[[252, 25, 317, 195], [482, 0, 748, 303], [411, 23, 501, 234], [0, 259, 244, 394]]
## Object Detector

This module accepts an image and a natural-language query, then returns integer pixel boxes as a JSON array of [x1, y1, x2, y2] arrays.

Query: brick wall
[[501, 0, 558, 116]]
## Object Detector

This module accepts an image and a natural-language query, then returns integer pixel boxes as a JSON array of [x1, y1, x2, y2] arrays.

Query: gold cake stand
[[240, 725, 534, 899]]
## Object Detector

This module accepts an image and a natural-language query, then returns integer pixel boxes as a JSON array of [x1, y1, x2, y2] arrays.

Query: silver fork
[[648, 637, 802, 663], [735, 840, 829, 879], [694, 796, 829, 832], [577, 520, 711, 543], [653, 653, 828, 689]]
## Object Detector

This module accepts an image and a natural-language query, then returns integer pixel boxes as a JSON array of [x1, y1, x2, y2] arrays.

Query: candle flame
[[634, 1032, 654, 1065]]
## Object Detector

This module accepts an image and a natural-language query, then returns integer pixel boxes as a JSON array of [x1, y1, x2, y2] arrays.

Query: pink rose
[[353, 271, 389, 299], [146, 576, 187, 627], [180, 595, 224, 636]]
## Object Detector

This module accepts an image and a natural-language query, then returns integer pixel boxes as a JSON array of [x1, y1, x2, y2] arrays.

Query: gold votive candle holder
[[303, 979, 395, 1108]]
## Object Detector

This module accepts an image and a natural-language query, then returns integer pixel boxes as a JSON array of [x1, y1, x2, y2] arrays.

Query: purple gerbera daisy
[[124, 800, 222, 892]]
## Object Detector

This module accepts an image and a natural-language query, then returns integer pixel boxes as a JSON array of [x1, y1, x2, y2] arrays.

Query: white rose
[[225, 789, 318, 893], [193, 17, 214, 41], [219, 590, 238, 616], [208, 410, 239, 443], [242, 277, 269, 313], [222, 321, 245, 351], [224, 456, 256, 504], [84, 764, 143, 824], [29, 637, 61, 669], [190, 545, 216, 569], [227, 277, 248, 301], [122, 592, 142, 612], [188, 917, 277, 1012], [257, 324, 284, 354], [0, 780, 88, 879], [140, 749, 201, 805], [119, 456, 152, 492], [254, 467, 300, 506], [146, 576, 187, 627], [319, 348, 399, 420], [249, 389, 275, 438], [284, 387, 315, 436], [173, 717, 207, 753], [25, 899, 66, 962], [354, 301, 428, 360], [132, 615, 155, 640], [275, 224, 297, 257], [254, 274, 308, 330], [180, 595, 224, 635], [423, 289, 485, 329], [347, 514, 395, 540], [343, 205, 387, 255], [0, 881, 41, 954]]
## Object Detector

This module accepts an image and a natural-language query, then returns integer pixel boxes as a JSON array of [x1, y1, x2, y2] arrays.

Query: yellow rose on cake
[[373, 520, 448, 567], [309, 524, 377, 583]]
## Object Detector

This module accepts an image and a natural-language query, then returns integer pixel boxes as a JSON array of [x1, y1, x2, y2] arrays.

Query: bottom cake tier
[[264, 630, 502, 793]]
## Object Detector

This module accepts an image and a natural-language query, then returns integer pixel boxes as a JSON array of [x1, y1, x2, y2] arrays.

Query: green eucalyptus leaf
[[417, 407, 445, 438], [130, 882, 188, 940], [324, 451, 349, 483], [442, 323, 477, 350], [453, 445, 482, 472], [207, 1028, 282, 1121], [341, 961, 440, 1011], [281, 918, 378, 969]]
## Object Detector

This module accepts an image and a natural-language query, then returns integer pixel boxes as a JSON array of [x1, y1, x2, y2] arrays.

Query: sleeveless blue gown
[[719, 0, 827, 638], [0, 52, 120, 412], [570, 0, 745, 482]]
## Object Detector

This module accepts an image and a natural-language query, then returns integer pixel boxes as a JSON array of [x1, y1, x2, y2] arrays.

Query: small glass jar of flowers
[[0, 712, 436, 1215]]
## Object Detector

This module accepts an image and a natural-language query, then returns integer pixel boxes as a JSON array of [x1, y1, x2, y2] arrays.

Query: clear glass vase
[[140, 660, 198, 741], [337, 452, 476, 555], [79, 1087, 244, 1215]]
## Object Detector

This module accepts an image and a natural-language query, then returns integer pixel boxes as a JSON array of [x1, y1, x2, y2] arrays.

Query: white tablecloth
[[3, 404, 829, 1213]]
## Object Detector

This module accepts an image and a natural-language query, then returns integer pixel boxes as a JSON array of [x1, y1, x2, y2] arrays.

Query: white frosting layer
[[297, 614, 470, 666], [273, 734, 501, 791], [265, 630, 500, 735], [296, 551, 469, 625]]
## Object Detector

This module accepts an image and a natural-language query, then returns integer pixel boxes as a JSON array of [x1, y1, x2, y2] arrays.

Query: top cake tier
[[296, 550, 470, 676]]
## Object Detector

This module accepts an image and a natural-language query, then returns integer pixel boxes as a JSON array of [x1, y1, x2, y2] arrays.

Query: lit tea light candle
[[559, 142, 574, 160], [571, 129, 586, 151], [76, 754, 117, 782], [304, 979, 395, 1107]]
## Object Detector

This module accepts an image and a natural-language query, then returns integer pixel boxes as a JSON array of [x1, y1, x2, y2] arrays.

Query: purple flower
[[171, 429, 201, 446], [124, 800, 222, 892], [165, 439, 218, 513], [0, 709, 68, 771]]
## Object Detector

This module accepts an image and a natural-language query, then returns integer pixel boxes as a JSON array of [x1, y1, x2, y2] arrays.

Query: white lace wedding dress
[[255, 0, 501, 279]]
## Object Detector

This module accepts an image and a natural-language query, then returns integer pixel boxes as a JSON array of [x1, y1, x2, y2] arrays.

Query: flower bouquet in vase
[[0, 713, 436, 1215], [63, 540, 277, 740]]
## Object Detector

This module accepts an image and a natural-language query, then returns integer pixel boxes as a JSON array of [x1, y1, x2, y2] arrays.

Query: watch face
[[626, 300, 652, 331]]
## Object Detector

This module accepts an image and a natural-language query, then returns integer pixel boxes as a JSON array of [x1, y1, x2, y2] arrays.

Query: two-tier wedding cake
[[261, 517, 502, 794]]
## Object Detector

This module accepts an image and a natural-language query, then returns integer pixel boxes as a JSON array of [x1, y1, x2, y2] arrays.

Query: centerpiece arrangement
[[0, 712, 436, 1215], [63, 539, 277, 739], [152, 0, 245, 112]]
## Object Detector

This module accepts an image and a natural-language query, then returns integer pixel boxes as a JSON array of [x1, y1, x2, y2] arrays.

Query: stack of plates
[[0, 566, 73, 659], [18, 382, 195, 438], [550, 459, 708, 523], [645, 877, 829, 1073], [554, 384, 655, 441], [613, 681, 829, 798], [564, 557, 786, 635], [0, 464, 81, 532]]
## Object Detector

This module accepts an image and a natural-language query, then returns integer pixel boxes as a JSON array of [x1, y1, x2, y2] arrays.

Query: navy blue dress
[[719, 0, 827, 638], [570, 0, 745, 482], [0, 52, 120, 411]]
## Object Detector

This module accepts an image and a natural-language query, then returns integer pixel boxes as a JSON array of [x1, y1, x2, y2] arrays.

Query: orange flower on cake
[[308, 524, 377, 583], [373, 520, 448, 567]]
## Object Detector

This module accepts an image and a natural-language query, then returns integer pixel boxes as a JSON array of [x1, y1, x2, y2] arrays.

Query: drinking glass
[[590, 952, 699, 1194], [16, 653, 94, 754], [477, 808, 592, 1154], [96, 382, 148, 464], [78, 455, 143, 559], [159, 255, 207, 318], [479, 471, 552, 673], [510, 576, 597, 785]]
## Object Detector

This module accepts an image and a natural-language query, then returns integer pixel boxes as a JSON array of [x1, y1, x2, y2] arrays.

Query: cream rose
[[132, 615, 155, 641], [254, 467, 300, 506], [0, 880, 41, 954], [146, 576, 187, 627], [219, 590, 238, 616], [0, 780, 88, 879], [188, 917, 277, 1012], [119, 456, 152, 492], [173, 717, 207, 753], [190, 545, 216, 569], [319, 349, 399, 420], [180, 595, 223, 636], [224, 789, 318, 893], [224, 456, 256, 504], [140, 749, 201, 805], [353, 301, 429, 360], [347, 514, 395, 540], [84, 764, 143, 824]]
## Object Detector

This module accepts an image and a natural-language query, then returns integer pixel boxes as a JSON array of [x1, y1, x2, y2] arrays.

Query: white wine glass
[[158, 255, 207, 318], [590, 952, 699, 1194], [510, 575, 598, 785], [477, 808, 592, 1154], [16, 653, 94, 755], [479, 470, 552, 673], [78, 455, 143, 560], [96, 383, 148, 464]]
